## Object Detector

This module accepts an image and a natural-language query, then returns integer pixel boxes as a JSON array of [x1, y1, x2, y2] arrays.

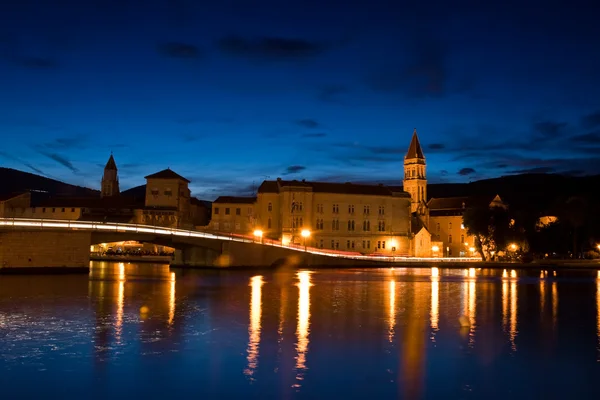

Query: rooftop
[[258, 179, 410, 197], [144, 168, 190, 183], [405, 129, 425, 160], [214, 196, 257, 204]]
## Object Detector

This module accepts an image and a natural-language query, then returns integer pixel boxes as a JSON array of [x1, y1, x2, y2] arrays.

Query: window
[[347, 220, 355, 231], [449, 222, 452, 230], [436, 223, 440, 232], [364, 205, 370, 215], [268, 202, 272, 212], [335, 241, 339, 249], [225, 208, 230, 215], [351, 241, 355, 249], [164, 189, 172, 196], [331, 240, 335, 248], [348, 204, 354, 214], [363, 220, 370, 231], [382, 241, 386, 249], [378, 206, 385, 215], [367, 240, 371, 249], [319, 239, 324, 248], [377, 241, 381, 249], [52, 208, 56, 212], [347, 240, 350, 249], [316, 219, 324, 230], [268, 218, 272, 229], [71, 208, 75, 212], [248, 208, 253, 216], [332, 219, 339, 230], [332, 204, 339, 213], [214, 207, 219, 215], [448, 234, 453, 244], [151, 188, 159, 196], [61, 208, 65, 212], [236, 208, 241, 215], [42, 208, 46, 213], [378, 220, 385, 231], [461, 234, 465, 244], [297, 202, 303, 211]]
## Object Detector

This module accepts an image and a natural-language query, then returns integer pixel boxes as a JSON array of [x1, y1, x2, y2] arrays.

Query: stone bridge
[[0, 218, 478, 270]]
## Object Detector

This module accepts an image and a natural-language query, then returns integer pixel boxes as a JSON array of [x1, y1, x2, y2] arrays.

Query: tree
[[463, 205, 511, 261]]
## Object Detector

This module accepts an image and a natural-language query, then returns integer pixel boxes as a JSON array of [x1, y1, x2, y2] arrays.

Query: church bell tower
[[101, 153, 120, 197], [403, 129, 427, 213]]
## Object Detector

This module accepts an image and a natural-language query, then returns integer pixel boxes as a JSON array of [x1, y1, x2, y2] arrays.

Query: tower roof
[[104, 154, 117, 170], [405, 129, 425, 160]]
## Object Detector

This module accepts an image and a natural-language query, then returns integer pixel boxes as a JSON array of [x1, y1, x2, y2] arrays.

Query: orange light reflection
[[244, 275, 263, 378]]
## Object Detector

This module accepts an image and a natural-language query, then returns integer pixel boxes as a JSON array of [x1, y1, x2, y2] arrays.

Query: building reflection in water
[[293, 271, 312, 388], [552, 281, 558, 329], [502, 269, 518, 351], [168, 272, 176, 326], [430, 268, 439, 340], [463, 268, 477, 346], [244, 275, 264, 378], [388, 279, 396, 342], [115, 263, 125, 344], [596, 271, 599, 360]]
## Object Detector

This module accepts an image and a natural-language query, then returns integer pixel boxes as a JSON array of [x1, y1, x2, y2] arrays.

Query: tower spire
[[101, 153, 120, 197], [406, 129, 425, 160]]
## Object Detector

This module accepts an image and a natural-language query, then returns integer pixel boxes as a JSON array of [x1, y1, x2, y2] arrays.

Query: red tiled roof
[[213, 196, 256, 204], [144, 169, 190, 182]]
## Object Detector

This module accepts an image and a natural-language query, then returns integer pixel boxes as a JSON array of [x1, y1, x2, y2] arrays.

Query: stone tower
[[101, 153, 120, 197], [403, 129, 426, 213]]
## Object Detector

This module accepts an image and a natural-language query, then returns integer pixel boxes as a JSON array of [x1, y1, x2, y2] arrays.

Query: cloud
[[218, 35, 323, 60], [317, 85, 348, 103], [284, 165, 306, 175], [507, 167, 555, 174], [366, 34, 451, 97], [17, 57, 58, 69], [302, 132, 327, 138], [458, 167, 476, 176], [42, 136, 87, 150], [37, 151, 78, 173], [158, 42, 201, 59], [295, 119, 320, 129], [0, 151, 47, 176], [581, 110, 600, 129], [571, 131, 600, 144], [533, 121, 568, 139], [428, 143, 445, 150]]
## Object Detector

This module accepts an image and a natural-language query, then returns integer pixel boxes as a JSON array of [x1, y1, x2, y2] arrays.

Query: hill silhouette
[[0, 167, 99, 198]]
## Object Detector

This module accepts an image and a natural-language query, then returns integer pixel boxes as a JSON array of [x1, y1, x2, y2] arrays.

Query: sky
[[1, 0, 600, 200]]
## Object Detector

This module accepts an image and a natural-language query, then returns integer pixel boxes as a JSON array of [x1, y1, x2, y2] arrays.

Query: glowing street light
[[253, 229, 263, 243], [301, 229, 311, 251], [509, 243, 517, 251]]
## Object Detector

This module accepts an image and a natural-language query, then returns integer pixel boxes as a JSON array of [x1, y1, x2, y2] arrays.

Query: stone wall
[[0, 230, 91, 269]]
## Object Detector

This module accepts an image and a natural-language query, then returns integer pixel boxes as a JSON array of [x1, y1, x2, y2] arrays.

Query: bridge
[[0, 217, 479, 269]]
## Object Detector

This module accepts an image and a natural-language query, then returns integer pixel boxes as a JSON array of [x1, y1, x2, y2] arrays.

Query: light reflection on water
[[0, 262, 600, 399]]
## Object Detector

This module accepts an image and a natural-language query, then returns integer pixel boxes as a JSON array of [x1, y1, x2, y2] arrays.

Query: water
[[1, 263, 600, 399]]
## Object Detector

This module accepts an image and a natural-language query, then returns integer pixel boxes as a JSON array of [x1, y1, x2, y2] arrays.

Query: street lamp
[[509, 243, 517, 251], [301, 229, 311, 251], [253, 229, 263, 244]]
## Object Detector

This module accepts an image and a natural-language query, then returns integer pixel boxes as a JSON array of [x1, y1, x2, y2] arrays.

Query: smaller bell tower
[[101, 153, 120, 197], [403, 129, 427, 213]]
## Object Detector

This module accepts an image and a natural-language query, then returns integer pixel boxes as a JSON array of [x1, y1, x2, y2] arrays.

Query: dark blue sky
[[1, 0, 599, 199]]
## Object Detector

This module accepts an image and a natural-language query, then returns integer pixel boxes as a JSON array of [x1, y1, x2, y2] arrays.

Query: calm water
[[1, 263, 600, 399]]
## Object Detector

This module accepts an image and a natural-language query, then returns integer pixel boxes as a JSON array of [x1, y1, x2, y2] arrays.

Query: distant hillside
[[429, 173, 600, 210], [0, 167, 99, 198]]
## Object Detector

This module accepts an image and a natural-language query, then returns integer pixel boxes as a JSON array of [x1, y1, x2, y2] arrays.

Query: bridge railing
[[0, 217, 481, 263]]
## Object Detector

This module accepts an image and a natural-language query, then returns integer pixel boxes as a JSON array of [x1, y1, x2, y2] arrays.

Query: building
[[210, 129, 506, 258], [0, 155, 211, 229]]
